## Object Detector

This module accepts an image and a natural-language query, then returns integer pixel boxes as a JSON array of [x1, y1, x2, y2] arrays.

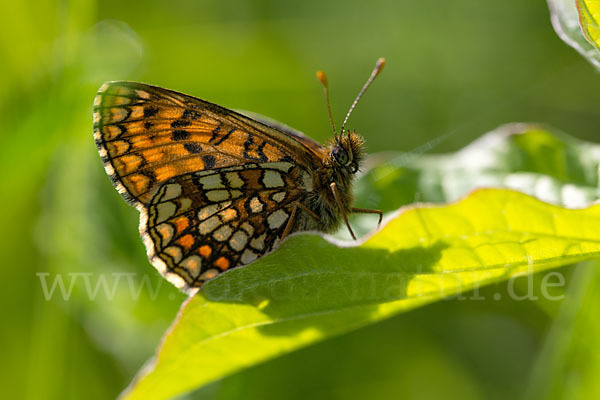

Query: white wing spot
[[249, 197, 264, 213], [241, 249, 258, 264], [199, 268, 219, 281], [165, 272, 186, 290], [104, 163, 116, 176], [206, 190, 230, 202], [156, 201, 177, 223], [198, 201, 231, 220], [179, 197, 192, 212], [229, 230, 248, 252], [241, 222, 255, 236], [199, 174, 224, 190], [162, 183, 182, 201], [225, 172, 245, 188], [250, 233, 266, 251], [156, 223, 175, 245], [272, 192, 286, 202], [262, 170, 285, 188], [181, 255, 202, 278], [213, 225, 233, 241], [268, 209, 289, 229], [198, 215, 221, 234], [219, 208, 238, 222], [163, 246, 183, 263], [198, 204, 219, 220]]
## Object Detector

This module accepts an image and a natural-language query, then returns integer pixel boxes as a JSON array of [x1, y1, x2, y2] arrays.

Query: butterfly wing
[[93, 81, 324, 206], [237, 110, 326, 154], [93, 81, 323, 291], [146, 163, 302, 289]]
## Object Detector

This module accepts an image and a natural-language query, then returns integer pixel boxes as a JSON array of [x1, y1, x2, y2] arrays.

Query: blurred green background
[[2, 0, 600, 399]]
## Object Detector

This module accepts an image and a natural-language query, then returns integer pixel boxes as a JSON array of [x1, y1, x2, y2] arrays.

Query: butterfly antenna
[[316, 70, 338, 140], [340, 57, 386, 136]]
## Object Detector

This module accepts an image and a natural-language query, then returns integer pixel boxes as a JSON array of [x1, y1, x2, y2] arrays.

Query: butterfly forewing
[[93, 81, 322, 205], [93, 81, 321, 291]]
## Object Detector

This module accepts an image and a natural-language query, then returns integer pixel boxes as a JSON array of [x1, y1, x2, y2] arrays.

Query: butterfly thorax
[[293, 131, 366, 233]]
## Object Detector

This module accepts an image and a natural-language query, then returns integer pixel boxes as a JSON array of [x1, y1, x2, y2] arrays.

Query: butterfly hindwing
[[144, 163, 303, 288]]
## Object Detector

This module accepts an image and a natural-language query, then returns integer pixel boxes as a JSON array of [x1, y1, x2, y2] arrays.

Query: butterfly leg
[[351, 207, 383, 227], [330, 182, 357, 240], [297, 202, 320, 221], [281, 201, 323, 240], [281, 203, 299, 239]]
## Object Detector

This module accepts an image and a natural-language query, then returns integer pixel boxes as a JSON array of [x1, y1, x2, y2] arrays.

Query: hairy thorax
[[291, 132, 365, 234]]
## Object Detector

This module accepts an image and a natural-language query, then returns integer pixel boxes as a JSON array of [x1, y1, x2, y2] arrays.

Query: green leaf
[[577, 0, 600, 50], [548, 0, 600, 69], [347, 123, 600, 239], [356, 123, 600, 212], [121, 188, 600, 399]]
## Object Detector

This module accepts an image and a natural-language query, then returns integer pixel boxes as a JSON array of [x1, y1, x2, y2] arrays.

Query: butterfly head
[[330, 130, 365, 174]]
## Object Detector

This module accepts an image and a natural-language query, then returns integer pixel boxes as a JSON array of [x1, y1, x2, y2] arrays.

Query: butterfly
[[93, 58, 385, 293]]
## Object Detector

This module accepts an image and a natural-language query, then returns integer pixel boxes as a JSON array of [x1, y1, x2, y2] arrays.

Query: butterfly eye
[[331, 145, 350, 166], [350, 162, 359, 173]]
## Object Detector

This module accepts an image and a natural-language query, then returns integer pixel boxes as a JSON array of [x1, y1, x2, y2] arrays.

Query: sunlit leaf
[[578, 0, 600, 50], [548, 0, 600, 69], [347, 123, 600, 239], [122, 189, 600, 399]]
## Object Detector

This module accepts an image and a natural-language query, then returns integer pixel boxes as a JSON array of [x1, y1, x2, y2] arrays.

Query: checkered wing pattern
[[146, 163, 302, 288], [93, 82, 322, 291]]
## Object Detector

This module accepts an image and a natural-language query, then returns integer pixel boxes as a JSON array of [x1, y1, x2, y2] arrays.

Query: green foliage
[[549, 0, 600, 70], [526, 263, 600, 399], [123, 126, 600, 399], [355, 124, 600, 214], [577, 0, 600, 54], [3, 1, 600, 400]]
